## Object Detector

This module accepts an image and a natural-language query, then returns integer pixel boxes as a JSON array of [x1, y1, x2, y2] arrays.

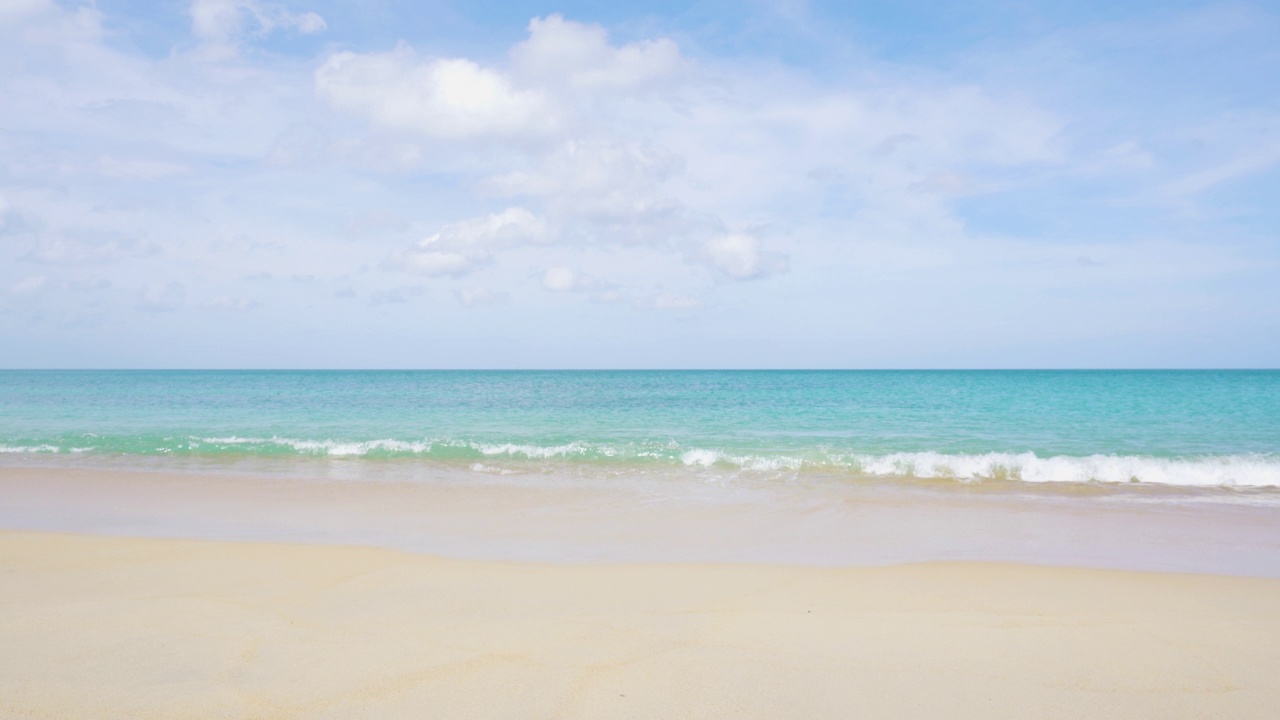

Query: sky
[[1, 0, 1278, 368]]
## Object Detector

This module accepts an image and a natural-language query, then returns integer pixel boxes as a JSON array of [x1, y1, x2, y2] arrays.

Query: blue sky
[[1, 0, 1278, 368]]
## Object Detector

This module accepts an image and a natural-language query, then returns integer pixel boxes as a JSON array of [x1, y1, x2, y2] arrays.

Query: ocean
[[2, 370, 1277, 489]]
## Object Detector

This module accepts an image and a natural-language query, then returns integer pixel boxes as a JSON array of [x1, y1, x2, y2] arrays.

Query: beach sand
[[3, 530, 1280, 719]]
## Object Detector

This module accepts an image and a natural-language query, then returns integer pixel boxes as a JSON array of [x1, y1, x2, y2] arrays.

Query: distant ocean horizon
[[2, 369, 1278, 489]]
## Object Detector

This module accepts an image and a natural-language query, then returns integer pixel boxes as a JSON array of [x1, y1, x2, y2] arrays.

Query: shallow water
[[2, 370, 1278, 488]]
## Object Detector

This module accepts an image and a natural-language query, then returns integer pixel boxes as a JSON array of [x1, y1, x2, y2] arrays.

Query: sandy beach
[[2, 461, 1279, 718], [3, 529, 1280, 719], [4, 0, 1278, 710]]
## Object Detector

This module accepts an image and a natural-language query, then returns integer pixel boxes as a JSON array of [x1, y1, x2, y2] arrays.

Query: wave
[[1, 438, 1277, 488], [0, 445, 62, 454], [199, 437, 605, 459], [842, 451, 1279, 487]]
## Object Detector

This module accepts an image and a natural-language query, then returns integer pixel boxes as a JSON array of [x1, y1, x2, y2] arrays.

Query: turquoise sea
[[2, 370, 1278, 488]]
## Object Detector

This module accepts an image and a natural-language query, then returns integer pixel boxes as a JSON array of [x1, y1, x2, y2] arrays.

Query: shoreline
[[3, 462, 1280, 576], [4, 529, 1280, 719], [4, 447, 1279, 491]]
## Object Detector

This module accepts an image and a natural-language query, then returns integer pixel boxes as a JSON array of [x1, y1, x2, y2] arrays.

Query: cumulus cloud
[[313, 10, 1064, 281], [540, 266, 624, 303], [510, 15, 682, 92], [136, 282, 185, 312], [699, 234, 788, 280], [541, 266, 588, 291], [393, 208, 550, 277], [316, 49, 555, 140], [314, 14, 682, 142]]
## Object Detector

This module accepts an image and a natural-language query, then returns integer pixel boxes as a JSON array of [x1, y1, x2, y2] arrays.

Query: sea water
[[2, 370, 1277, 489]]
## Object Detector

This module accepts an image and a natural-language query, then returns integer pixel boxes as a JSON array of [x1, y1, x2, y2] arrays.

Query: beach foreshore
[[3, 462, 1280, 574], [3, 463, 1280, 718], [3, 529, 1280, 719]]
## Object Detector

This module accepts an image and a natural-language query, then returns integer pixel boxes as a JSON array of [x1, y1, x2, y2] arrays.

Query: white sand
[[3, 530, 1279, 719]]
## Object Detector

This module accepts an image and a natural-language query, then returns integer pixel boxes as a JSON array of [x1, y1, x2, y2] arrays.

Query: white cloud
[[539, 266, 624, 303], [394, 208, 550, 277], [486, 140, 680, 199], [190, 0, 325, 43], [313, 11, 1063, 268], [294, 12, 324, 33], [699, 234, 788, 280], [455, 286, 509, 307], [316, 49, 555, 140], [431, 208, 550, 247], [483, 139, 697, 243], [510, 15, 682, 92], [314, 14, 679, 142], [137, 282, 185, 312], [541, 266, 584, 291]]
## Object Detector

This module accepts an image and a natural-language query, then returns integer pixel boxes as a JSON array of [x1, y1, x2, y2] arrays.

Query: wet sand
[[2, 463, 1279, 574]]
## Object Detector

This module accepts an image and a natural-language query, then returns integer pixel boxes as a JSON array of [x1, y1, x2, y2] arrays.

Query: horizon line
[[3, 368, 1278, 373]]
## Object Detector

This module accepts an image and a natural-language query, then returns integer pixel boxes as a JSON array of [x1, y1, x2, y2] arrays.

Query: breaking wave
[[2, 437, 1278, 488]]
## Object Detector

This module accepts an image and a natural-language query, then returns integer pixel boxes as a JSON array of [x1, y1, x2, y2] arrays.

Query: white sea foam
[[5, 437, 1277, 488], [0, 445, 60, 453], [847, 451, 1279, 487], [197, 437, 602, 460], [681, 449, 801, 472], [681, 449, 721, 467], [200, 437, 434, 456], [678, 447, 1279, 487], [473, 442, 591, 459], [469, 462, 517, 475]]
